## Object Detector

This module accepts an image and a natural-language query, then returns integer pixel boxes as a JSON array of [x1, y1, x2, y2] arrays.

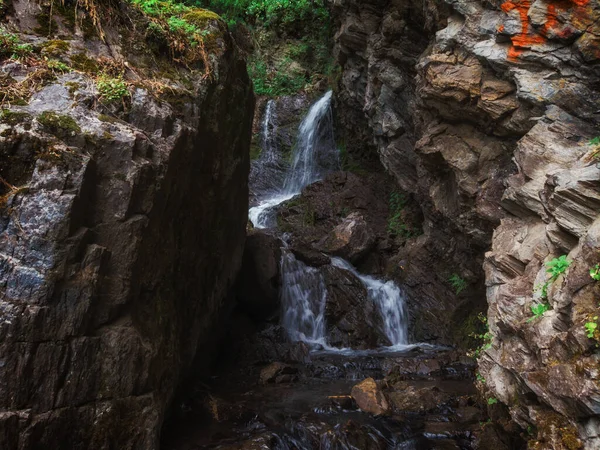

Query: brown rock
[[259, 362, 298, 384], [350, 378, 390, 416], [319, 212, 376, 262]]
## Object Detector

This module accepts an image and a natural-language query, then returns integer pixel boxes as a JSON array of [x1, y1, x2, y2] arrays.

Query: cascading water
[[248, 91, 410, 351], [280, 250, 328, 346], [249, 91, 338, 229], [331, 258, 409, 347]]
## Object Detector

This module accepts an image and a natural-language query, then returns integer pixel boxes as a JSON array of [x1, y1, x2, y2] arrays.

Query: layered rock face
[[0, 1, 253, 448], [332, 0, 600, 446]]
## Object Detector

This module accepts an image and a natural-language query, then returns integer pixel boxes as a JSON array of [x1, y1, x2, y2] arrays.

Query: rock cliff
[[0, 1, 253, 448], [331, 0, 600, 446]]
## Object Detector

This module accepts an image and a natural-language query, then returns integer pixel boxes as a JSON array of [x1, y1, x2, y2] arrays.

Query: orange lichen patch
[[500, 0, 592, 60]]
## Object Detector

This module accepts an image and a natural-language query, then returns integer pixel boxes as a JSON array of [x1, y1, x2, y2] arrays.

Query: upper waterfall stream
[[248, 91, 411, 352]]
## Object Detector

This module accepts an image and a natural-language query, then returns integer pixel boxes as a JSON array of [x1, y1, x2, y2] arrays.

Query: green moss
[[98, 114, 118, 123], [181, 8, 221, 26], [65, 81, 81, 96], [70, 52, 99, 73], [38, 111, 81, 138], [249, 140, 262, 160], [40, 39, 70, 56], [0, 109, 31, 125]]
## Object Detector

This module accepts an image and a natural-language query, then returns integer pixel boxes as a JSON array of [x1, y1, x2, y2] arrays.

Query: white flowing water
[[331, 258, 409, 347], [249, 91, 336, 229], [248, 91, 410, 351], [280, 250, 329, 347]]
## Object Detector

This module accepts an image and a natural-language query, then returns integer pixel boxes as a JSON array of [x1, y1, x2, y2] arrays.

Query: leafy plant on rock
[[448, 274, 468, 295], [96, 74, 129, 103], [530, 255, 571, 320], [468, 313, 493, 358], [546, 255, 571, 280], [527, 302, 550, 322], [590, 264, 600, 281], [585, 318, 598, 339]]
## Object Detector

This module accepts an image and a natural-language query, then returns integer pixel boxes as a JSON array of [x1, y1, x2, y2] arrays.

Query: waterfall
[[261, 100, 278, 163], [282, 91, 337, 195], [331, 258, 409, 347], [280, 250, 328, 346], [249, 91, 337, 229]]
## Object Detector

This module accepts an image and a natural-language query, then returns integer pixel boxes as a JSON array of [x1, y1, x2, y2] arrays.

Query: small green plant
[[96, 75, 129, 103], [448, 274, 468, 295], [0, 26, 33, 59], [46, 59, 70, 73], [532, 255, 571, 305], [468, 313, 493, 358], [527, 302, 550, 322], [487, 397, 498, 405], [546, 255, 571, 280], [585, 319, 598, 339], [590, 264, 600, 281], [476, 373, 486, 383], [387, 191, 419, 238]]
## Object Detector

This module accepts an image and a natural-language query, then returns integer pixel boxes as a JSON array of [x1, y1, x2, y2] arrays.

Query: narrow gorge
[[0, 0, 598, 449]]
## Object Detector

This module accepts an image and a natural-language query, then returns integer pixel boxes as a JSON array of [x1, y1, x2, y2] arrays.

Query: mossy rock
[[0, 109, 31, 126], [37, 111, 81, 138], [181, 9, 221, 27], [70, 52, 99, 73], [40, 39, 70, 56]]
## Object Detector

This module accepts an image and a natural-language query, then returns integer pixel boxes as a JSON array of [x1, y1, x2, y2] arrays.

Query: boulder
[[318, 212, 375, 262], [350, 378, 390, 416]]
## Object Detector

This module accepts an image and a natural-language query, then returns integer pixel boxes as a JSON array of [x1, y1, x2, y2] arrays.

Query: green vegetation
[[130, 0, 221, 70], [46, 59, 70, 73], [96, 74, 130, 103], [527, 302, 550, 322], [476, 373, 486, 383], [37, 111, 81, 137], [196, 0, 327, 28], [533, 255, 571, 303], [585, 318, 598, 339], [248, 56, 305, 96], [0, 109, 31, 125], [590, 264, 600, 281], [449, 274, 468, 295], [468, 313, 493, 358], [0, 26, 33, 59], [197, 0, 332, 96], [388, 191, 419, 238], [546, 255, 571, 279], [487, 397, 498, 405]]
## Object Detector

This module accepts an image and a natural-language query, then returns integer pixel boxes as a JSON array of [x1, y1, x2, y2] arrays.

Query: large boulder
[[350, 378, 390, 416], [0, 1, 254, 448], [318, 212, 375, 263]]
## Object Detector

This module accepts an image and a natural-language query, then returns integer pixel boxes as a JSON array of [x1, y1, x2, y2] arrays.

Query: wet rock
[[387, 385, 451, 413], [259, 362, 298, 384], [351, 378, 390, 416], [236, 231, 282, 319], [318, 212, 376, 263], [322, 264, 390, 348]]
